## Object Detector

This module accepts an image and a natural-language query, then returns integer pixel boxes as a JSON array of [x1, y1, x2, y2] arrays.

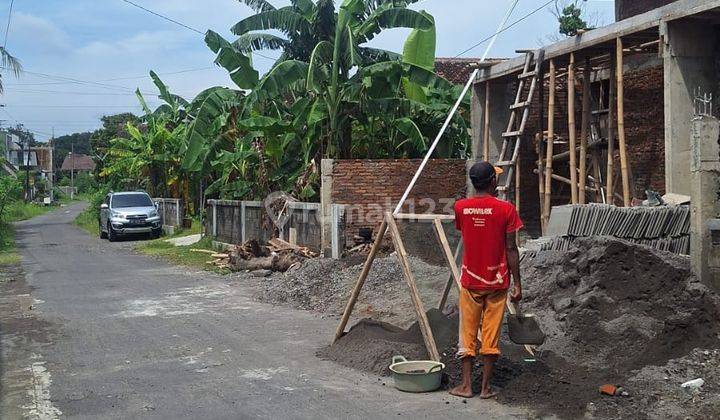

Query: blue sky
[[0, 0, 615, 141]]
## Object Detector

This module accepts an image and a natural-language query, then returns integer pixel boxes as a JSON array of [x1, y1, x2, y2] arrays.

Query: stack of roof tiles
[[541, 204, 691, 255]]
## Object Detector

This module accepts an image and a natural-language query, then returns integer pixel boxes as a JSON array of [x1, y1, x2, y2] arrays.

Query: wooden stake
[[483, 81, 491, 161], [333, 220, 388, 343], [606, 53, 616, 205], [543, 59, 556, 226], [579, 57, 591, 204], [386, 213, 441, 361], [536, 133, 546, 234], [616, 37, 632, 207], [568, 53, 578, 204], [438, 241, 462, 310], [433, 218, 461, 290]]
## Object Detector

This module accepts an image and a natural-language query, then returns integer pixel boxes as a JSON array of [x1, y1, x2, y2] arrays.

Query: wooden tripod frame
[[333, 212, 461, 361]]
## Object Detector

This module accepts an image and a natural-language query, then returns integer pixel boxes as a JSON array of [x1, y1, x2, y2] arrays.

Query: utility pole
[[23, 135, 30, 202], [70, 139, 74, 200], [49, 128, 54, 202]]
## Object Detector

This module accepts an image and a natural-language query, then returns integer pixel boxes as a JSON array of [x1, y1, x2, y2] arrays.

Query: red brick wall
[[329, 159, 467, 241]]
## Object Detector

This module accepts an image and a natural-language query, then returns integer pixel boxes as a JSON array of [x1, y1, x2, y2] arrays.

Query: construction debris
[[225, 238, 317, 272]]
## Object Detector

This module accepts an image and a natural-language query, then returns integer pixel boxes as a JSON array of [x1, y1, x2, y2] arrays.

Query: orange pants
[[457, 288, 507, 358]]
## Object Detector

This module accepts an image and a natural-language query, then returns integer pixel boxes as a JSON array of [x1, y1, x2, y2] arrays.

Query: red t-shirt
[[454, 195, 523, 291]]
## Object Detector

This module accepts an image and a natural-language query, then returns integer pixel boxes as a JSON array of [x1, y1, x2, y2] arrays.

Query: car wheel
[[107, 223, 118, 242], [99, 221, 108, 239], [151, 229, 161, 239]]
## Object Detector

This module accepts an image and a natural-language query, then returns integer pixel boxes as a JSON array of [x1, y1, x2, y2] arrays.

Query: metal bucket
[[389, 355, 445, 393]]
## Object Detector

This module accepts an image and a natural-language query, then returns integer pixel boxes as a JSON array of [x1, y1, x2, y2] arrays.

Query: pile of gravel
[[255, 254, 451, 327]]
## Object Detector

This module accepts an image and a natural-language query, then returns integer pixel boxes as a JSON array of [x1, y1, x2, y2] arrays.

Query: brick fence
[[321, 159, 467, 252]]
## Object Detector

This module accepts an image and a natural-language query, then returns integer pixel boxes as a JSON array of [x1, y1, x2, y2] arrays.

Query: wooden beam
[[567, 53, 578, 204], [475, 0, 720, 82], [385, 213, 441, 362], [579, 57, 591, 204], [438, 241, 462, 310], [616, 37, 632, 207], [333, 220, 388, 343], [606, 52, 617, 205], [393, 213, 455, 221], [483, 81, 491, 161], [536, 134, 546, 234], [433, 219, 461, 290], [543, 59, 556, 226]]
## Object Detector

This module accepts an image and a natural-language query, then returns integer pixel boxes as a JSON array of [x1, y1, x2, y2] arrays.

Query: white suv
[[99, 191, 162, 241]]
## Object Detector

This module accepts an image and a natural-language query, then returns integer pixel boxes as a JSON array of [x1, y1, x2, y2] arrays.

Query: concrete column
[[469, 75, 514, 194], [690, 116, 720, 290], [320, 159, 334, 257], [663, 19, 718, 195]]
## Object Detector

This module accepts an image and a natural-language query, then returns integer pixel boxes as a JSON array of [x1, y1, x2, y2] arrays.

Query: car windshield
[[112, 194, 153, 208]]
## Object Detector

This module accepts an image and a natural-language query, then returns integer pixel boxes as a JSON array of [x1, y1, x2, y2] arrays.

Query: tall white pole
[[393, 0, 519, 215]]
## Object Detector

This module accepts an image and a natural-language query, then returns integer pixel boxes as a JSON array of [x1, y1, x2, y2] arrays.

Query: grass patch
[[0, 223, 20, 266], [135, 236, 228, 274], [74, 208, 100, 236], [4, 201, 57, 222]]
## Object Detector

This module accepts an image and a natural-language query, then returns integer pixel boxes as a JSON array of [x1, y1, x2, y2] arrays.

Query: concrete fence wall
[[153, 198, 183, 228], [205, 199, 337, 254]]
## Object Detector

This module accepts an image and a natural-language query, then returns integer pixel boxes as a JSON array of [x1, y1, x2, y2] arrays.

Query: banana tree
[[249, 0, 435, 158]]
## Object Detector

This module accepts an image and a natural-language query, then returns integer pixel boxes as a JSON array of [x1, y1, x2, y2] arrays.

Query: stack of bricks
[[329, 159, 467, 243]]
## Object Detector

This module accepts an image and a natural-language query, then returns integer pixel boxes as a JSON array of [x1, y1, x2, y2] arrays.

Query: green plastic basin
[[389, 355, 445, 393]]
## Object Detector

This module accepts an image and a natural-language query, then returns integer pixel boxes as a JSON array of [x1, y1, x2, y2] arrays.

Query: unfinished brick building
[[472, 0, 720, 238]]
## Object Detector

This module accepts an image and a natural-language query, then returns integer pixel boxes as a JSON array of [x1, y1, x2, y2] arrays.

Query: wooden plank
[[543, 59, 556, 227], [483, 81, 491, 161], [475, 0, 720, 82], [606, 52, 617, 205], [536, 133, 546, 234], [567, 53, 578, 204], [616, 37, 632, 207], [333, 220, 388, 343], [433, 219, 461, 289], [393, 213, 455, 221], [438, 241, 462, 310], [386, 213, 441, 362], [579, 57, 591, 204]]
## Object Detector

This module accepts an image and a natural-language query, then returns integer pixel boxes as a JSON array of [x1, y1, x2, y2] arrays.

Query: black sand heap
[[320, 238, 720, 419]]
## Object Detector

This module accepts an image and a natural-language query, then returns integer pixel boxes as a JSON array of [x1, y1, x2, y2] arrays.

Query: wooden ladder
[[496, 49, 544, 202]]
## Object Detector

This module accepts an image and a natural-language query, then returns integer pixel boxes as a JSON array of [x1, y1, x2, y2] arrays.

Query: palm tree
[[0, 47, 21, 94]]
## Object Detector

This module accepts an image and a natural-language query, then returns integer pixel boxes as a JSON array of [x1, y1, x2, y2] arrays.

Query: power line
[[5, 66, 218, 87], [454, 0, 555, 57], [3, 0, 14, 48], [121, 0, 204, 35], [120, 0, 278, 62]]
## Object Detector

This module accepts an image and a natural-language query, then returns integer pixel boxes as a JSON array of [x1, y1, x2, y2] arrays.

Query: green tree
[[557, 1, 589, 36]]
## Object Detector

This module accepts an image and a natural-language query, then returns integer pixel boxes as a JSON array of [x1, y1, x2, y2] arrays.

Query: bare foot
[[479, 388, 498, 399], [449, 384, 474, 398]]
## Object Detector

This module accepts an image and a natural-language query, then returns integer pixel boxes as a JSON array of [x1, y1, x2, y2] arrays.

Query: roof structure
[[476, 0, 720, 83], [61, 154, 96, 171], [434, 57, 506, 85]]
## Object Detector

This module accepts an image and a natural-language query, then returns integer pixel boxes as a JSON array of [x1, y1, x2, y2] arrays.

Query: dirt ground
[[248, 237, 720, 419]]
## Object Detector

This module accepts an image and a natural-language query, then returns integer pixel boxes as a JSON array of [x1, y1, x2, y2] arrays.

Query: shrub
[[0, 176, 22, 222]]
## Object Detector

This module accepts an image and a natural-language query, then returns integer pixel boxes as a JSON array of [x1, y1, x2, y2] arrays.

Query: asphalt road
[[1, 202, 525, 419]]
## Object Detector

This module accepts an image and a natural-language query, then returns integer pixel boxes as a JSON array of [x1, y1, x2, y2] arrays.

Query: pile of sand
[[320, 237, 720, 419]]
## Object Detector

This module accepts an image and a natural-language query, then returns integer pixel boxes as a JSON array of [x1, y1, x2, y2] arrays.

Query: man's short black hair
[[469, 161, 500, 192]]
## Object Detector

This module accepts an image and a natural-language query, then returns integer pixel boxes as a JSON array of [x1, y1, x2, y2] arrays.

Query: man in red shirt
[[449, 161, 523, 399]]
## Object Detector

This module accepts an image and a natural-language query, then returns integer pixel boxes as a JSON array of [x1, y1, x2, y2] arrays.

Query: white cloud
[[8, 11, 72, 55]]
